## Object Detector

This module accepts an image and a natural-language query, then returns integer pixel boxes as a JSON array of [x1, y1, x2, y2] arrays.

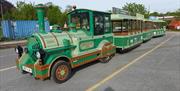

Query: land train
[[15, 4, 166, 83], [111, 12, 166, 52]]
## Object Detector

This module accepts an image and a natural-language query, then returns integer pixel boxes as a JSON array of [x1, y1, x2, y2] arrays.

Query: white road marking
[[0, 66, 16, 72]]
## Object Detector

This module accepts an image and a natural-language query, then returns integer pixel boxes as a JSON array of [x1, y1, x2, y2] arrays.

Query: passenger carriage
[[111, 13, 143, 52], [151, 19, 166, 37]]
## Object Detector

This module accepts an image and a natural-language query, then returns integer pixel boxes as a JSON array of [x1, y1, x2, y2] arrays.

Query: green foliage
[[165, 9, 180, 17], [3, 2, 68, 27], [122, 3, 179, 18], [122, 3, 148, 16], [45, 4, 68, 26], [149, 8, 180, 17], [46, 5, 62, 25], [149, 12, 160, 16], [4, 1, 36, 20]]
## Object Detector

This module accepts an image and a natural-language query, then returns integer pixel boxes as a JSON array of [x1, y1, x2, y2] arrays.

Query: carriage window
[[104, 16, 110, 33], [113, 21, 123, 32], [123, 20, 128, 31], [140, 21, 143, 31], [127, 20, 131, 30], [71, 12, 90, 30], [94, 14, 104, 35], [113, 20, 131, 32], [145, 22, 150, 29], [132, 20, 136, 30], [155, 22, 162, 29]]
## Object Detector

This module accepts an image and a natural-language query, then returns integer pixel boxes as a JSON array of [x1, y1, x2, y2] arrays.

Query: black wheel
[[51, 61, 71, 84], [34, 77, 39, 80], [99, 54, 113, 63], [117, 48, 124, 53], [21, 70, 28, 74]]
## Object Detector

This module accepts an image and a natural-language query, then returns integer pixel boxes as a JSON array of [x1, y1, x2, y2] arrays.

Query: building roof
[[0, 0, 15, 16], [151, 19, 165, 23]]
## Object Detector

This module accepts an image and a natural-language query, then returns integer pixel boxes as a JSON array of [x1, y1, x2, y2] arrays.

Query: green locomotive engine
[[15, 4, 116, 83]]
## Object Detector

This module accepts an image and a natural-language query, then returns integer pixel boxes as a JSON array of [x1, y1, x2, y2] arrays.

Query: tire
[[51, 61, 71, 84], [99, 54, 113, 63], [21, 70, 28, 74], [117, 48, 124, 54]]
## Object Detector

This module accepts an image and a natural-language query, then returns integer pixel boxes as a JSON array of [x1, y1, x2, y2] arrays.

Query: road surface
[[0, 32, 180, 91]]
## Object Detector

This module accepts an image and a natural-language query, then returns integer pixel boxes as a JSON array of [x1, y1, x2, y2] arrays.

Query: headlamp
[[36, 49, 46, 65], [15, 45, 23, 57], [36, 49, 46, 59], [15, 48, 19, 53], [36, 51, 41, 59], [24, 47, 28, 53]]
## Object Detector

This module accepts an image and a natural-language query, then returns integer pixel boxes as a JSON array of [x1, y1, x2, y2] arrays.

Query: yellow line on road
[[86, 36, 174, 91]]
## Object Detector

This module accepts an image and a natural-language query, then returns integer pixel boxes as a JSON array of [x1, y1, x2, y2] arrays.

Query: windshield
[[71, 12, 90, 30]]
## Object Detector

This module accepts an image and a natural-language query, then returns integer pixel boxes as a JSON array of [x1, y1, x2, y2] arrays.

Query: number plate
[[22, 66, 32, 73]]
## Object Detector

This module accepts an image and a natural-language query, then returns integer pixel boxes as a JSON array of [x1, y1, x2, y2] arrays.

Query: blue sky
[[8, 0, 180, 13]]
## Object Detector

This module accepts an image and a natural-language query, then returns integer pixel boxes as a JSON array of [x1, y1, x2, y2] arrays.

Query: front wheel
[[51, 61, 71, 84]]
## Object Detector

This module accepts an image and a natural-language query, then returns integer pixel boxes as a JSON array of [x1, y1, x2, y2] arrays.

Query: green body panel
[[18, 54, 35, 70], [152, 29, 166, 37], [45, 47, 72, 65], [35, 69, 48, 76], [113, 33, 143, 49], [78, 35, 113, 52], [72, 54, 97, 65], [142, 31, 153, 41], [18, 53, 35, 76]]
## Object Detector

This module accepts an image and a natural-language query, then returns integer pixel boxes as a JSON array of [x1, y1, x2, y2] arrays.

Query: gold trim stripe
[[71, 50, 101, 61]]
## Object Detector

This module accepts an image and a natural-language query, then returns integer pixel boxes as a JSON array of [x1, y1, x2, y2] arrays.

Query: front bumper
[[16, 53, 50, 80]]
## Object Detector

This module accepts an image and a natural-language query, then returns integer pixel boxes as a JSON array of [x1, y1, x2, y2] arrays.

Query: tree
[[122, 3, 148, 17], [149, 12, 160, 16], [65, 5, 73, 12], [14, 1, 36, 20], [45, 4, 62, 25], [3, 2, 68, 27], [3, 2, 36, 20], [165, 9, 180, 17], [45, 4, 68, 27]]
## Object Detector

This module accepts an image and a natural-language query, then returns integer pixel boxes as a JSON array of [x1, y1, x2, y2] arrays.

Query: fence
[[1, 20, 50, 39]]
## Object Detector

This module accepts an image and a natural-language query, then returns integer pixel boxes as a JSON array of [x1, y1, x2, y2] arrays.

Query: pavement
[[0, 40, 27, 49], [0, 32, 180, 91]]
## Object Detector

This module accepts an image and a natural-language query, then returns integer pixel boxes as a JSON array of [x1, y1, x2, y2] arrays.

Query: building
[[0, 0, 15, 19], [168, 19, 180, 30]]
